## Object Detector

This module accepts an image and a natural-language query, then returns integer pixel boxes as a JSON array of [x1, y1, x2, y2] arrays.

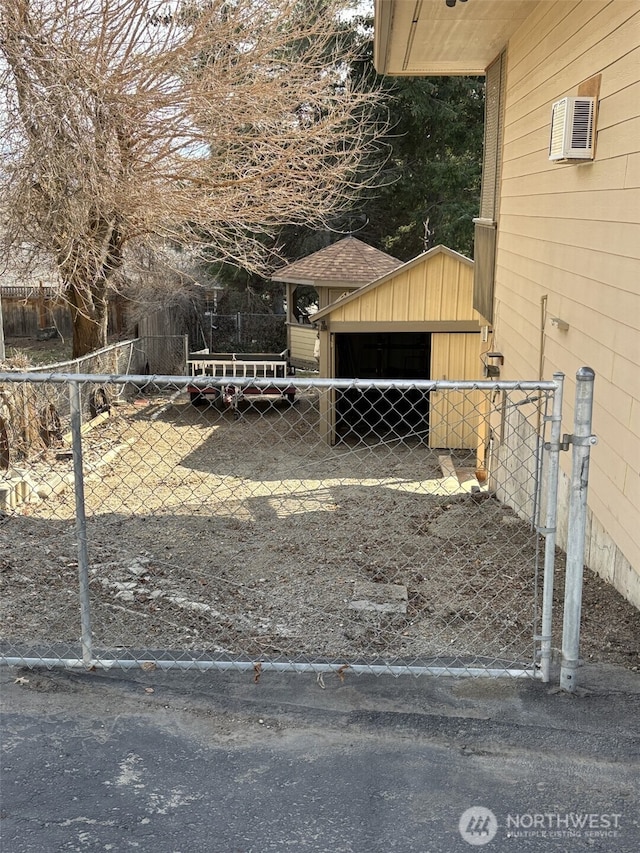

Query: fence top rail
[[0, 285, 59, 297], [189, 350, 288, 361], [0, 371, 561, 393], [20, 339, 141, 374]]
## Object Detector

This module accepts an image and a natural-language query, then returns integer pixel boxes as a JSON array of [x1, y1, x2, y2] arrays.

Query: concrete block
[[349, 581, 408, 614]]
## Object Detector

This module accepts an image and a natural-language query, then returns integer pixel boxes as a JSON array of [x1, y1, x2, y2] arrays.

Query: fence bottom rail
[[0, 651, 538, 679]]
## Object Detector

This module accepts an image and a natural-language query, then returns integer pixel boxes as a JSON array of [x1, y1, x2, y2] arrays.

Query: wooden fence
[[2, 287, 286, 357], [1, 286, 126, 338]]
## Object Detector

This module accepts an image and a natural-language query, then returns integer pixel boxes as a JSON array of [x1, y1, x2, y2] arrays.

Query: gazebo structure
[[271, 237, 402, 370]]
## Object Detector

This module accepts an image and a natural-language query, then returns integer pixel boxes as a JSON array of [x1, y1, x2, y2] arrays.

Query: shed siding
[[317, 248, 482, 452], [429, 333, 484, 450], [495, 0, 640, 601], [289, 323, 317, 367], [329, 252, 477, 324]]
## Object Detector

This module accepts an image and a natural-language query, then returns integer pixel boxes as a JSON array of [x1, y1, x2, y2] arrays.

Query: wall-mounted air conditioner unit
[[549, 97, 595, 161]]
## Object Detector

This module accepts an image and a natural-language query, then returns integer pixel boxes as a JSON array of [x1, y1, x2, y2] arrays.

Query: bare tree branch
[[1, 0, 385, 355]]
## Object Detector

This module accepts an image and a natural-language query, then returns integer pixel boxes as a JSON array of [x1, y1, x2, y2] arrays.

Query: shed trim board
[[325, 321, 482, 334], [278, 278, 366, 289]]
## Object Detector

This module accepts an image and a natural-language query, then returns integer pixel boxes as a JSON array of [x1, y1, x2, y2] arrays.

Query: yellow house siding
[[507, 1, 637, 112], [493, 307, 540, 381], [598, 43, 640, 98], [497, 242, 640, 355], [500, 188, 640, 221], [591, 401, 640, 488], [493, 0, 640, 603], [600, 79, 640, 130], [492, 216, 640, 260], [504, 157, 628, 196], [499, 240, 640, 327], [631, 397, 640, 433], [498, 234, 638, 302], [587, 486, 638, 571], [587, 115, 640, 161], [624, 151, 640, 187], [503, 5, 639, 165]]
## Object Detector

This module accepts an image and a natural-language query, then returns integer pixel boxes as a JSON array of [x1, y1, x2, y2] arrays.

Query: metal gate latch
[[545, 433, 598, 452]]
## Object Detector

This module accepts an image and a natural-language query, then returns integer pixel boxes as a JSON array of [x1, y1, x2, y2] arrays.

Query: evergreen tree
[[284, 18, 485, 262], [214, 11, 484, 310]]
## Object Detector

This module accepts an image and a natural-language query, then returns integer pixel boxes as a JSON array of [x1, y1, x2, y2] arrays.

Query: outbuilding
[[271, 237, 402, 370], [311, 245, 490, 451]]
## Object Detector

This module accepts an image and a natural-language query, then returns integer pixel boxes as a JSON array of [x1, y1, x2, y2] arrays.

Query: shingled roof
[[271, 237, 402, 286]]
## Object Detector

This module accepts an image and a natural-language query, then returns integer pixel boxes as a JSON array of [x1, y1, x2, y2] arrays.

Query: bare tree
[[114, 244, 212, 331], [0, 0, 383, 356]]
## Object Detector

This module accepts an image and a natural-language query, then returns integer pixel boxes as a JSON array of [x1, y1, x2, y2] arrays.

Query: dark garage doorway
[[335, 333, 431, 438]]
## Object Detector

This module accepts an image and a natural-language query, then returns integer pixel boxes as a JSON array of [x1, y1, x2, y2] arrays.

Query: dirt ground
[[1, 389, 639, 673], [3, 335, 73, 367], [2, 334, 128, 367]]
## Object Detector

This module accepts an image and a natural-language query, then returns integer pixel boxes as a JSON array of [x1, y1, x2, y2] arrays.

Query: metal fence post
[[560, 367, 597, 692], [539, 372, 564, 682], [69, 380, 93, 666]]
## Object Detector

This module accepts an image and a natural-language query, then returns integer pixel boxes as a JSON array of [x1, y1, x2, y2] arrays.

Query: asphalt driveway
[[1, 665, 639, 852]]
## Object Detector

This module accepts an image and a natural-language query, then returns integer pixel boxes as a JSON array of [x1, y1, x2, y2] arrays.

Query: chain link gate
[[0, 371, 565, 680]]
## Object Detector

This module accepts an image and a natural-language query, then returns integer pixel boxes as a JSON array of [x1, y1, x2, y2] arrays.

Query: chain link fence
[[26, 335, 187, 376], [0, 371, 570, 680], [205, 313, 287, 353], [0, 337, 187, 465]]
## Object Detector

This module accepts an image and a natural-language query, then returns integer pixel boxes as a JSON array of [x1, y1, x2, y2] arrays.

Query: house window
[[473, 51, 506, 324]]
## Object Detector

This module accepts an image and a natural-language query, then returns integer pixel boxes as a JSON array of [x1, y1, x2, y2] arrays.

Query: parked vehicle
[[187, 350, 296, 410]]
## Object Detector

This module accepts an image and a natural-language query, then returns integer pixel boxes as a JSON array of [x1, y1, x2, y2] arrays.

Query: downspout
[[539, 295, 547, 383], [532, 295, 548, 531], [536, 295, 548, 438]]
